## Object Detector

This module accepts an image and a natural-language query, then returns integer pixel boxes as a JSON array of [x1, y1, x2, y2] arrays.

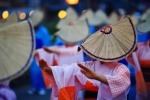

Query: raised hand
[[43, 46, 60, 54], [134, 44, 138, 52], [39, 59, 52, 75], [34, 50, 39, 61], [78, 63, 108, 85], [77, 63, 98, 79], [43, 46, 54, 53]]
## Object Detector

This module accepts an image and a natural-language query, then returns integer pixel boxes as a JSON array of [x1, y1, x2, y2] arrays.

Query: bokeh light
[[2, 11, 9, 19], [58, 10, 67, 19], [66, 0, 79, 5], [19, 12, 26, 20]]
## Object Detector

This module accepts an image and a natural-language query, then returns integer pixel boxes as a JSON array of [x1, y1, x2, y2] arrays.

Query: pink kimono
[[35, 45, 84, 99], [36, 45, 84, 66], [127, 39, 150, 100], [47, 61, 130, 100]]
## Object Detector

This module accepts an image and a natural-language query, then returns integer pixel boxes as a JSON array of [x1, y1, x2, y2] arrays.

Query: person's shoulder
[[138, 41, 147, 47], [117, 63, 129, 71], [137, 41, 148, 52], [117, 62, 127, 67]]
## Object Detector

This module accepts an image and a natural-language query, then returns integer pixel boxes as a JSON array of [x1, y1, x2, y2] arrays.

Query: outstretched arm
[[39, 59, 53, 75], [34, 50, 40, 61], [78, 63, 108, 85], [43, 46, 60, 54]]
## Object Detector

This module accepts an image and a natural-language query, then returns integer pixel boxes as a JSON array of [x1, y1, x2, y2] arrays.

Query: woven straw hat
[[78, 9, 94, 21], [137, 11, 150, 33], [0, 20, 35, 83], [105, 12, 119, 25], [55, 19, 89, 43], [87, 9, 107, 26], [137, 22, 150, 33], [141, 12, 147, 21], [78, 16, 137, 62], [56, 7, 78, 29], [140, 8, 150, 21], [29, 9, 44, 27], [130, 14, 138, 26], [0, 12, 18, 28]]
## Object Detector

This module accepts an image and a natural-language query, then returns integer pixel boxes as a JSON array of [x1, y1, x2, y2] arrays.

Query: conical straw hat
[[140, 8, 150, 21], [0, 20, 35, 83], [130, 14, 138, 26], [95, 9, 107, 21], [137, 12, 150, 33], [0, 12, 18, 28], [105, 12, 119, 25], [141, 12, 147, 21], [78, 16, 137, 62], [56, 7, 78, 29], [137, 22, 150, 33], [29, 9, 44, 27], [55, 19, 89, 43], [78, 9, 94, 21], [87, 9, 107, 26]]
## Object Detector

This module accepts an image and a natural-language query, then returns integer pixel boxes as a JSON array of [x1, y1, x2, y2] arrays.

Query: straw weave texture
[[0, 20, 35, 83], [140, 8, 150, 21], [137, 11, 150, 33], [105, 12, 118, 25], [130, 15, 138, 26], [79, 17, 137, 62], [55, 19, 89, 43], [0, 12, 18, 28], [78, 9, 94, 21], [87, 9, 107, 26], [56, 7, 78, 29], [30, 9, 44, 27]]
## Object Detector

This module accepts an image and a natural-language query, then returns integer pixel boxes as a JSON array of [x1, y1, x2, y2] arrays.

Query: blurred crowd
[[0, 0, 150, 100]]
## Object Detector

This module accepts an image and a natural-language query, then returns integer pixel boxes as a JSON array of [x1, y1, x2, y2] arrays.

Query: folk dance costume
[[36, 11, 89, 99], [39, 16, 137, 100], [126, 12, 150, 100], [127, 40, 150, 100], [35, 45, 84, 100], [47, 61, 130, 100]]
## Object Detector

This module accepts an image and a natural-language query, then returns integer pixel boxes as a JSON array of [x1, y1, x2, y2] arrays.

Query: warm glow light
[[58, 10, 67, 19], [29, 10, 34, 16], [19, 12, 26, 20], [66, 0, 79, 5], [2, 11, 9, 19]]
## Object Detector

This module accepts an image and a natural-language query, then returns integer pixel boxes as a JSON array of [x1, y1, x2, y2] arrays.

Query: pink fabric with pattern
[[35, 45, 83, 66], [127, 40, 150, 70], [126, 39, 150, 100], [35, 45, 84, 100], [48, 61, 130, 100]]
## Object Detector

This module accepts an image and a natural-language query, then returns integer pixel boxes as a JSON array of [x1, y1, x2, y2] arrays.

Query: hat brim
[[55, 19, 89, 43], [79, 17, 137, 62]]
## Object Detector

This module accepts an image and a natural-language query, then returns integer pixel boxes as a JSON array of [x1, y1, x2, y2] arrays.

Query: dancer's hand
[[43, 46, 60, 54], [39, 59, 52, 75], [128, 44, 138, 58], [78, 63, 108, 85], [34, 50, 39, 60], [134, 44, 138, 52], [77, 63, 98, 79]]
